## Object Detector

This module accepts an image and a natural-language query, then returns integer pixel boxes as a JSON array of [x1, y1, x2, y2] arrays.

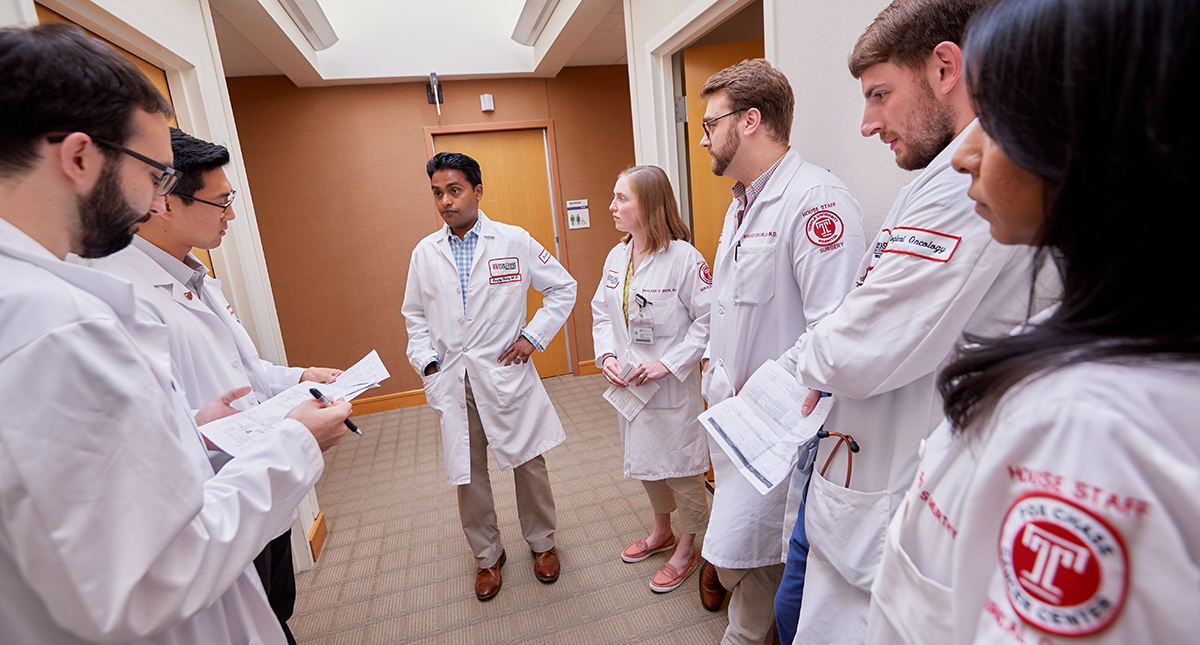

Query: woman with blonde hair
[[592, 165, 713, 593]]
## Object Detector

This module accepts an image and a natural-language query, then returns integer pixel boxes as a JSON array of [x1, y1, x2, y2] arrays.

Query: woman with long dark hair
[[866, 0, 1200, 642], [591, 165, 712, 593]]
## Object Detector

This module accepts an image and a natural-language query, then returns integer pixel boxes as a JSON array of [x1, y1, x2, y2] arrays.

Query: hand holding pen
[[312, 388, 357, 433]]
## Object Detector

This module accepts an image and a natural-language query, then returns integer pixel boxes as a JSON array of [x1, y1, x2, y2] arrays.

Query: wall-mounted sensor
[[481, 94, 495, 112]]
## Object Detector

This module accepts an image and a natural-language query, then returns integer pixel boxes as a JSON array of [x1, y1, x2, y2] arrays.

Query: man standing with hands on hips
[[696, 59, 866, 644], [93, 127, 346, 644], [403, 152, 577, 601]]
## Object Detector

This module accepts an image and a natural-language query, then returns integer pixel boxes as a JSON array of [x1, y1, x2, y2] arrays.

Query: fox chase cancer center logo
[[488, 257, 521, 285], [998, 492, 1128, 637], [806, 211, 843, 246], [699, 262, 713, 285]]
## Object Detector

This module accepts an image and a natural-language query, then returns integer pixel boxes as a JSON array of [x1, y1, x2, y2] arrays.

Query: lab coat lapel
[[741, 149, 802, 230], [122, 245, 216, 320], [469, 212, 496, 288], [609, 242, 633, 347], [0, 236, 175, 396]]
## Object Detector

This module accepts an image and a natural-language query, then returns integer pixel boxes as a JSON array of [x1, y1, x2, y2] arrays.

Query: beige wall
[[227, 66, 635, 398]]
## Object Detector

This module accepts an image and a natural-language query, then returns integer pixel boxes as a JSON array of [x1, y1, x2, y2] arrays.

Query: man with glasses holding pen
[[0, 24, 350, 644], [93, 127, 346, 644]]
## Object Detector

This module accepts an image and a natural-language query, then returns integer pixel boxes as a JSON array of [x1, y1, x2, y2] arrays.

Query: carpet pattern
[[290, 373, 730, 644]]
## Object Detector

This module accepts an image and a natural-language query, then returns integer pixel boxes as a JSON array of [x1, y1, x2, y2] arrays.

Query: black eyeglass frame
[[175, 189, 238, 215], [46, 132, 179, 196], [701, 108, 748, 138]]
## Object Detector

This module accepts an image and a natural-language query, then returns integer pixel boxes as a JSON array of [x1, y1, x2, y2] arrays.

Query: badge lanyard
[[630, 293, 654, 345]]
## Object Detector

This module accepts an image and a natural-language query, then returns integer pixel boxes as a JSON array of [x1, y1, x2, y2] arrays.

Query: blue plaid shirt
[[423, 216, 541, 374], [447, 219, 482, 314]]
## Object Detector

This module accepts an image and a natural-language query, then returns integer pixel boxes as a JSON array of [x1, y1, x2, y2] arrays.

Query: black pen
[[309, 387, 361, 435]]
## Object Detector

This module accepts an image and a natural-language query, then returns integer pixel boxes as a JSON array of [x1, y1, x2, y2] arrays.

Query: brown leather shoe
[[699, 560, 727, 611], [533, 547, 560, 583], [475, 550, 506, 601]]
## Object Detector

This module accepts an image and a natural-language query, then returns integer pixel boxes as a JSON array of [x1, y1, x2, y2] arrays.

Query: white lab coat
[[701, 149, 866, 568], [790, 124, 1047, 645], [0, 219, 320, 645], [867, 361, 1200, 645], [93, 237, 304, 413], [403, 212, 577, 486], [591, 239, 713, 479]]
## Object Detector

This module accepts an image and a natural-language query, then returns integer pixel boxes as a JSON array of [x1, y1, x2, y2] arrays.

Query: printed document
[[602, 362, 661, 421], [699, 359, 834, 494], [200, 350, 390, 455]]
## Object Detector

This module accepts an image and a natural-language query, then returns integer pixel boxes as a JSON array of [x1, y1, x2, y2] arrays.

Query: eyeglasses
[[176, 189, 237, 215], [46, 133, 179, 196], [702, 108, 747, 138]]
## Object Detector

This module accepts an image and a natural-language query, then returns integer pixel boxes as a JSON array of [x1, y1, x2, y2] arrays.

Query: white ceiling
[[213, 0, 627, 80]]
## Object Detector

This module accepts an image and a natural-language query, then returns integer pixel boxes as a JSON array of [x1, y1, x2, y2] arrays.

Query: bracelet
[[598, 353, 616, 366]]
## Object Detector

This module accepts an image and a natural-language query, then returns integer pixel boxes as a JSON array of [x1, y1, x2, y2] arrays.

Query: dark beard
[[897, 83, 958, 171], [77, 162, 149, 259], [710, 128, 740, 176]]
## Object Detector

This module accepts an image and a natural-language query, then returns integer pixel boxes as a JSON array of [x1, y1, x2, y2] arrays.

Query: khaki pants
[[641, 475, 710, 534], [716, 563, 786, 645], [457, 374, 556, 569]]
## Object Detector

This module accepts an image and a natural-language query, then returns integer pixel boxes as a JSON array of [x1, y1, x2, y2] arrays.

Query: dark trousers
[[254, 529, 298, 645]]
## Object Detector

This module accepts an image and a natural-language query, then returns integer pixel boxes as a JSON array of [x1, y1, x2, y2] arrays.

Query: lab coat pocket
[[702, 361, 735, 406], [648, 293, 682, 340], [869, 494, 953, 645], [487, 282, 525, 323], [421, 370, 449, 414], [488, 362, 535, 409], [732, 242, 776, 306], [805, 469, 891, 593]]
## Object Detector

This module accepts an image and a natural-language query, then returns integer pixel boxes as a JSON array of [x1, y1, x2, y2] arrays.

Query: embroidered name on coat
[[882, 226, 961, 262]]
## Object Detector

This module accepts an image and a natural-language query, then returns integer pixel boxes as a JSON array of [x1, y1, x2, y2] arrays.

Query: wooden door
[[682, 38, 765, 268], [35, 4, 216, 276], [431, 129, 571, 378]]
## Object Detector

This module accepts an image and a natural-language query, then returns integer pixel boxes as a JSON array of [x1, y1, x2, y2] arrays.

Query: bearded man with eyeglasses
[[694, 58, 866, 645], [0, 23, 351, 645]]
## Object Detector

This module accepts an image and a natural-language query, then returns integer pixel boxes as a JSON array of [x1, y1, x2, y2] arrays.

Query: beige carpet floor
[[290, 373, 731, 644]]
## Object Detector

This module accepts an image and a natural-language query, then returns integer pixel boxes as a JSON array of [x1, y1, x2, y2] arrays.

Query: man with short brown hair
[[772, 1, 1047, 643], [696, 58, 865, 645]]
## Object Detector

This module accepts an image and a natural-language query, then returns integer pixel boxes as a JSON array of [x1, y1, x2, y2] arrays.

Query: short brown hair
[[619, 165, 690, 254], [849, 0, 993, 78], [699, 59, 793, 145]]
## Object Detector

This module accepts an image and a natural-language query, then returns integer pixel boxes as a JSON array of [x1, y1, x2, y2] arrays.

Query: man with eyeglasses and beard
[[93, 127, 348, 645], [0, 23, 350, 645], [694, 58, 865, 645]]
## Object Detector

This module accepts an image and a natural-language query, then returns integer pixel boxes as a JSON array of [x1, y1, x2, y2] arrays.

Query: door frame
[[626, 0, 771, 203], [422, 120, 580, 377]]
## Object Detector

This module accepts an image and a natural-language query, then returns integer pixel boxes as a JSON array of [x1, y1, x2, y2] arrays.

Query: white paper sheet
[[602, 362, 661, 421], [199, 350, 391, 456], [699, 359, 834, 494]]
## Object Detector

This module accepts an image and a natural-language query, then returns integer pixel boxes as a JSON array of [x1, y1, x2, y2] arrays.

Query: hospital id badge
[[630, 319, 654, 345]]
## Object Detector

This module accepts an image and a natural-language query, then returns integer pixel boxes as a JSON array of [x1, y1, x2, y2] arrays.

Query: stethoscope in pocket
[[814, 391, 860, 487]]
